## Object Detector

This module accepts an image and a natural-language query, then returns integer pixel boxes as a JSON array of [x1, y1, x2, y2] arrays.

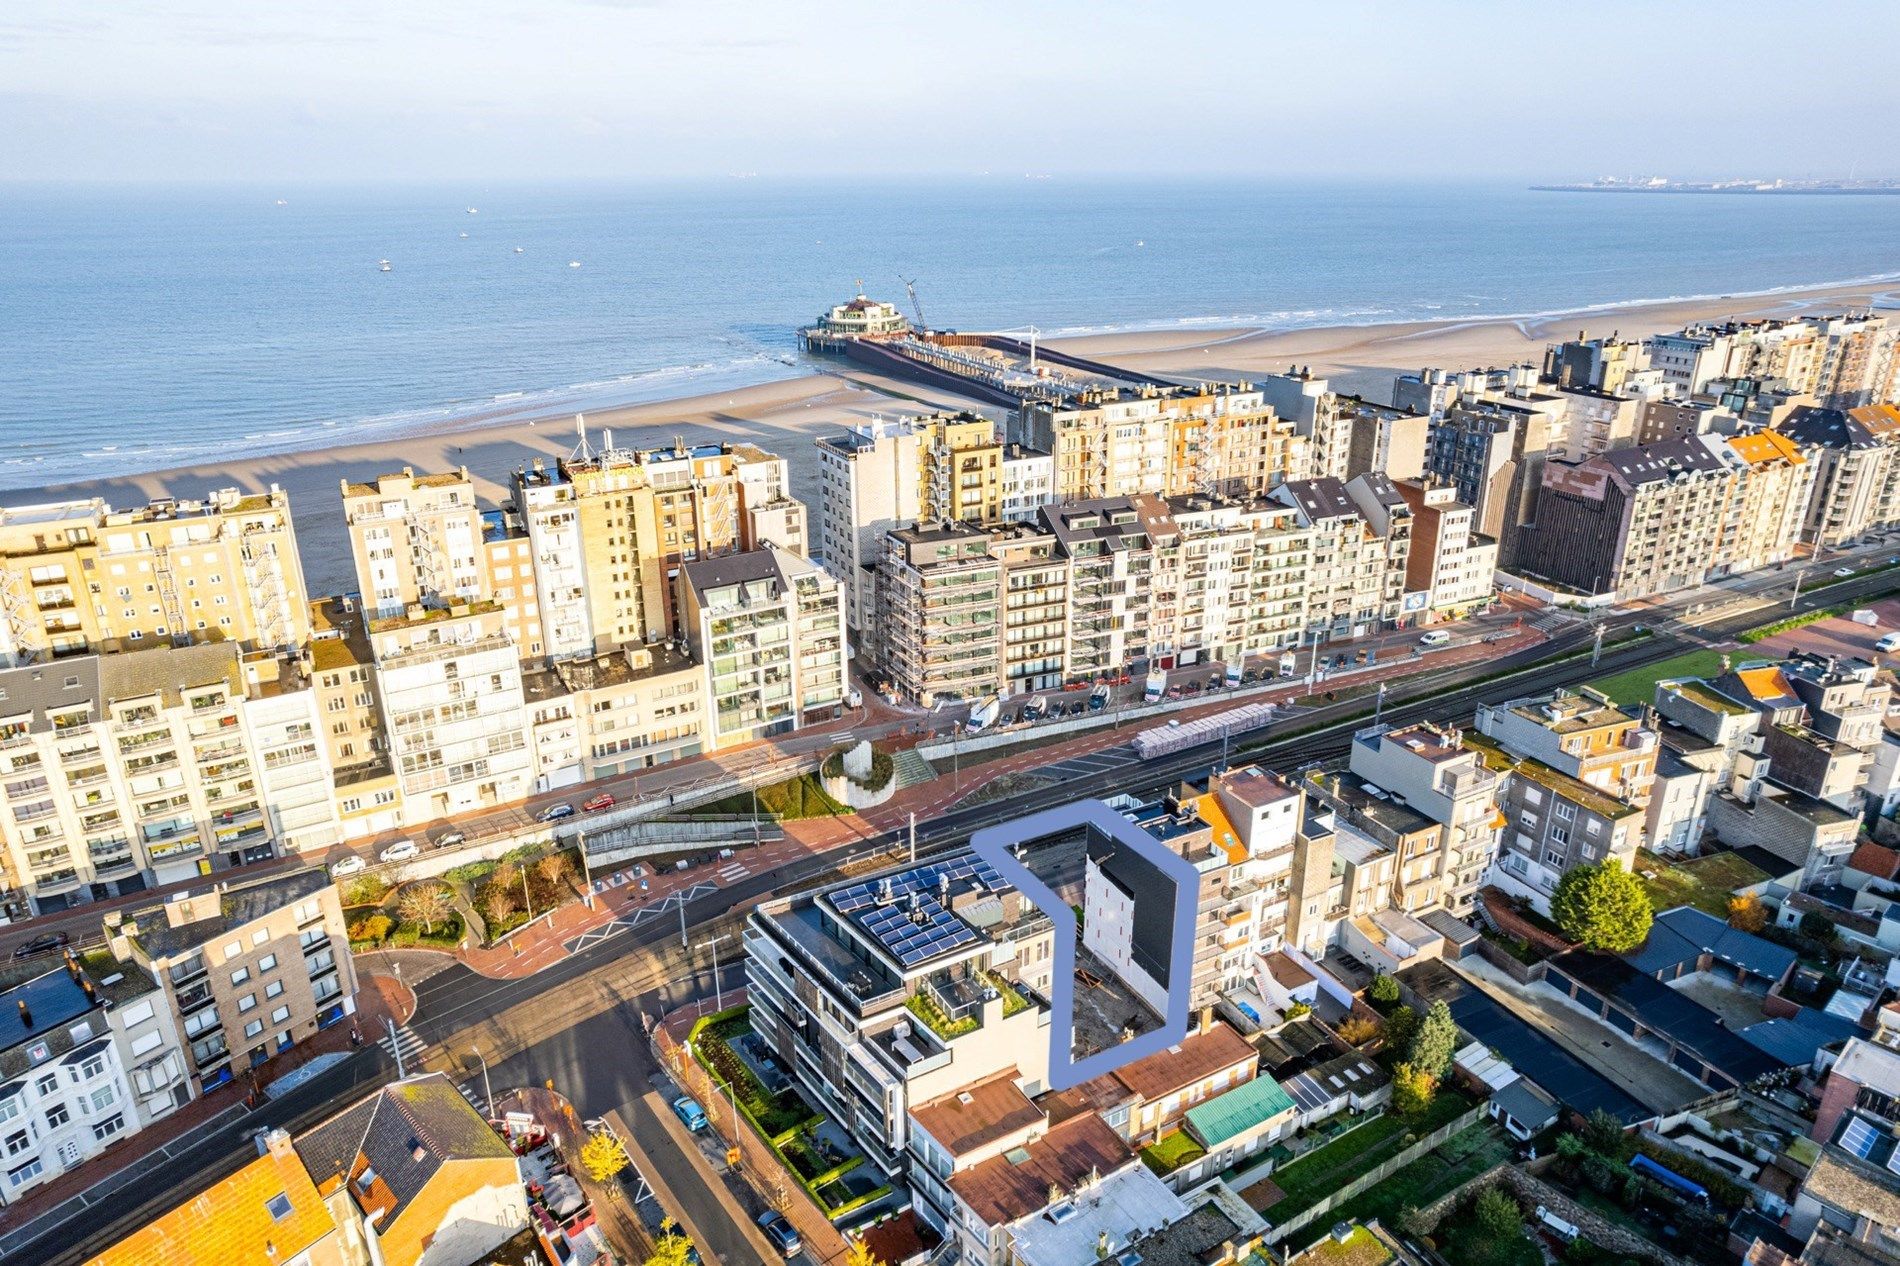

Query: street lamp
[[468, 1047, 493, 1116], [696, 933, 733, 1012]]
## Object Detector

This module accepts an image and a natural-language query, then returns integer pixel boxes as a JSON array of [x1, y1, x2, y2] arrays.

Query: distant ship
[[568, 260, 582, 268], [514, 246, 524, 253], [459, 232, 469, 238], [274, 199, 288, 206], [467, 207, 478, 214], [1534, 176, 1900, 195], [378, 259, 391, 272]]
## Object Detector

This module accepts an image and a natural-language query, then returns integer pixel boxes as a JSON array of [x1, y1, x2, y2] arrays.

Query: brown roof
[[910, 1070, 1044, 1158], [1262, 951, 1316, 991], [1851, 840, 1900, 881], [1110, 1022, 1256, 1101], [947, 1113, 1130, 1228]]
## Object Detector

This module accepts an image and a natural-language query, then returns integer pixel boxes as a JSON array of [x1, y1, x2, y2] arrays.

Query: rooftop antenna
[[570, 413, 595, 462]]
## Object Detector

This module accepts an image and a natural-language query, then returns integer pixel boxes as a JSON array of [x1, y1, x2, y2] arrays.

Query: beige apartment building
[[306, 599, 401, 842], [521, 644, 706, 791], [0, 487, 308, 667], [104, 866, 355, 1097], [878, 523, 1005, 706], [341, 468, 490, 621], [677, 545, 845, 749], [1713, 430, 1815, 573], [1775, 405, 1900, 547], [1273, 476, 1412, 642]]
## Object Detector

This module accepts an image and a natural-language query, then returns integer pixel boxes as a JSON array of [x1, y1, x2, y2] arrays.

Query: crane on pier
[[990, 325, 1042, 374], [898, 276, 927, 332]]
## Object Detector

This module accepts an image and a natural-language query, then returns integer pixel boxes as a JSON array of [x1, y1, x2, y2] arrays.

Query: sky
[[4, 1, 1899, 184]]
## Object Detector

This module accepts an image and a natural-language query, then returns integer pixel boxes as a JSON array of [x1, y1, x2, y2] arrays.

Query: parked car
[[1878, 631, 1900, 653], [539, 802, 576, 822], [757, 1210, 802, 1259], [1418, 630, 1452, 647], [1836, 567, 1857, 578], [378, 839, 420, 863], [433, 830, 466, 849], [11, 932, 69, 960], [671, 1096, 708, 1132], [329, 855, 367, 879], [583, 793, 616, 812]]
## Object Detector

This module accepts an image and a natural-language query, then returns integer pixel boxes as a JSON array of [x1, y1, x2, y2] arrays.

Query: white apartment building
[[368, 603, 534, 819], [512, 462, 595, 661], [1273, 476, 1412, 642], [815, 417, 926, 634], [999, 444, 1055, 523], [341, 468, 488, 620], [519, 645, 706, 791], [239, 666, 344, 859]]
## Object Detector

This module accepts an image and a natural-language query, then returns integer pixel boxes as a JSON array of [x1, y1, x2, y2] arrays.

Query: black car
[[12, 931, 69, 959]]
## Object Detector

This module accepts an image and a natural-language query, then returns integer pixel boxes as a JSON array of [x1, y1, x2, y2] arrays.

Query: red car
[[583, 793, 616, 812]]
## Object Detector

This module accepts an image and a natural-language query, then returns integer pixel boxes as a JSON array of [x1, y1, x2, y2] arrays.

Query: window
[[77, 1054, 106, 1081], [89, 1085, 115, 1112], [230, 967, 250, 987], [267, 1191, 294, 1221], [1544, 848, 1566, 867], [7, 1158, 43, 1188], [222, 940, 241, 961], [259, 953, 277, 973], [3, 1130, 28, 1156], [43, 1102, 67, 1130], [238, 993, 257, 1014], [0, 1098, 18, 1124], [244, 1019, 264, 1039], [251, 928, 268, 947], [270, 1005, 290, 1024], [91, 1114, 124, 1142], [265, 980, 284, 1000], [34, 1074, 56, 1096]]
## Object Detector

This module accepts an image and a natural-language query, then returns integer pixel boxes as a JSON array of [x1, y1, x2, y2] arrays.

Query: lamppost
[[696, 933, 733, 1012], [468, 1047, 493, 1116]]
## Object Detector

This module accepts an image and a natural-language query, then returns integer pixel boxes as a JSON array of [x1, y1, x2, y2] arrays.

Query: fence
[[1266, 1104, 1486, 1244]]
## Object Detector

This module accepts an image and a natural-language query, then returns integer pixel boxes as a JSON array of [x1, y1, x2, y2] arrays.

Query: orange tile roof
[[1735, 666, 1795, 703], [1194, 793, 1248, 864], [1727, 429, 1804, 466], [88, 1148, 336, 1266], [1850, 405, 1900, 438]]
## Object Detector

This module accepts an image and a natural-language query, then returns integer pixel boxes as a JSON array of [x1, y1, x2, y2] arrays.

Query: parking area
[[1749, 594, 1900, 663]]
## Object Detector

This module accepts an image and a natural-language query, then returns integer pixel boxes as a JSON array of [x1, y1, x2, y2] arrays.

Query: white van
[[1418, 630, 1453, 647], [1877, 631, 1900, 652]]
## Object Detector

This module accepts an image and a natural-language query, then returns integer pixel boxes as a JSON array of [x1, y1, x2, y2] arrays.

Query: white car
[[1418, 630, 1452, 647], [1878, 632, 1900, 653], [378, 839, 420, 863], [1835, 567, 1856, 578], [329, 855, 366, 879]]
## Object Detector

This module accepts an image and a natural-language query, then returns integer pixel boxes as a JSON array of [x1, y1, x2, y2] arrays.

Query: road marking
[[563, 882, 720, 955], [716, 862, 749, 882], [381, 1022, 426, 1068]]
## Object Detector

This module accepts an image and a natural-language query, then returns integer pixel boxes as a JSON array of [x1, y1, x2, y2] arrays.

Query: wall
[[1263, 1104, 1485, 1243]]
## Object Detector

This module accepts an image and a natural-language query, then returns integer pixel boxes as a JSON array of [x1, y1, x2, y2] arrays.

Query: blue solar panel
[[828, 855, 1002, 966]]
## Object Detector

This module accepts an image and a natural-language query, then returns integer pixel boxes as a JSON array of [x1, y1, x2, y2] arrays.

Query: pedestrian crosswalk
[[380, 1022, 426, 1071], [455, 1079, 488, 1113], [716, 860, 750, 883]]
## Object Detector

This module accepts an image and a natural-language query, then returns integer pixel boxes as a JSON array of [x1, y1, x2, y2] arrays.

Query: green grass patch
[[1738, 606, 1843, 643], [1809, 558, 1900, 590], [905, 990, 978, 1040], [1269, 1093, 1477, 1223], [1142, 1129, 1207, 1175], [695, 772, 847, 820], [1587, 648, 1733, 707], [1299, 1226, 1393, 1266], [1636, 848, 1770, 919], [1317, 1124, 1514, 1242]]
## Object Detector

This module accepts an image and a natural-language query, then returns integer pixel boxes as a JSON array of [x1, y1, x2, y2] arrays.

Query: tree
[[1408, 999, 1459, 1079], [1550, 860, 1653, 953], [1473, 1186, 1523, 1243], [1336, 1015, 1380, 1046], [580, 1127, 631, 1184], [484, 883, 519, 925], [537, 851, 575, 892], [1799, 910, 1838, 944], [399, 882, 454, 934], [1580, 1108, 1633, 1161], [645, 1219, 696, 1266], [1391, 1061, 1438, 1120], [1382, 1005, 1419, 1063], [1369, 973, 1400, 1006], [347, 914, 392, 945], [1728, 893, 1767, 933], [1285, 1001, 1312, 1021], [845, 1235, 887, 1266]]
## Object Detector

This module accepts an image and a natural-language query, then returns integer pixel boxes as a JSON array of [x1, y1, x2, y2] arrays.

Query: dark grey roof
[[125, 867, 331, 960], [0, 659, 102, 732], [296, 1072, 514, 1227], [0, 964, 102, 1066], [1491, 1077, 1559, 1130], [679, 548, 784, 598], [1352, 471, 1408, 509], [1778, 405, 1875, 450], [1278, 477, 1361, 523], [1598, 435, 1726, 487]]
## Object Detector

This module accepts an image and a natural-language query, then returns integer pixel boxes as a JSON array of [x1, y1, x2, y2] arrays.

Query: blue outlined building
[[971, 798, 1205, 1091]]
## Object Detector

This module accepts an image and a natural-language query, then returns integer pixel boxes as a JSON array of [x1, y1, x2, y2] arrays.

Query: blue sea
[[2, 179, 1899, 490]]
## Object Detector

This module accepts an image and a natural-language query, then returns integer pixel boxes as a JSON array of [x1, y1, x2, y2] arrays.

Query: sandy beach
[[36, 278, 1900, 596]]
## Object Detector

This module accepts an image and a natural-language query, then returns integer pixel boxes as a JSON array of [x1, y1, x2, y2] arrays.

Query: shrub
[[1369, 973, 1400, 1006], [348, 914, 393, 945], [1337, 1015, 1380, 1046], [1728, 893, 1768, 933], [341, 875, 389, 908], [1799, 910, 1839, 944], [1382, 1005, 1419, 1066], [1392, 1061, 1438, 1121]]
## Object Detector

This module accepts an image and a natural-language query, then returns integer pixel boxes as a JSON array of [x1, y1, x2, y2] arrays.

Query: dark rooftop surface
[[0, 964, 100, 1058], [1547, 950, 1786, 1085], [125, 867, 331, 960]]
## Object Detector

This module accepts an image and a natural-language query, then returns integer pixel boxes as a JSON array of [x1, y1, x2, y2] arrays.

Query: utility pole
[[678, 894, 689, 949], [385, 1017, 404, 1078], [578, 829, 594, 910], [750, 779, 761, 847], [1591, 622, 1606, 666], [1790, 568, 1807, 609], [1374, 679, 1388, 726], [521, 865, 534, 923], [468, 1047, 493, 1116], [908, 811, 917, 864]]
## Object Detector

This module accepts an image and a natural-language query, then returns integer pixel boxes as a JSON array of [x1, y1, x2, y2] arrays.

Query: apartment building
[[104, 867, 354, 1098], [240, 658, 345, 861], [1020, 383, 1310, 505], [1713, 430, 1816, 573], [367, 602, 533, 820], [521, 645, 705, 791], [1715, 654, 1890, 814], [307, 599, 401, 842], [1258, 370, 1350, 480], [1393, 480, 1498, 619], [877, 523, 1004, 706], [0, 487, 309, 668], [677, 545, 844, 749], [1342, 721, 1504, 916], [1545, 332, 1649, 396], [1341, 399, 1428, 481], [1778, 405, 1900, 548], [1272, 476, 1411, 642], [0, 950, 189, 1204], [1043, 497, 1163, 681], [1647, 675, 1770, 857], [341, 468, 489, 621], [1163, 496, 1310, 667], [1516, 434, 1737, 599], [1649, 313, 1899, 408], [1424, 399, 1551, 566], [742, 853, 1057, 1180]]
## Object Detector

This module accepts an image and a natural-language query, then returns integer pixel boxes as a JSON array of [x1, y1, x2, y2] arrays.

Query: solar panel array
[[830, 857, 1010, 968]]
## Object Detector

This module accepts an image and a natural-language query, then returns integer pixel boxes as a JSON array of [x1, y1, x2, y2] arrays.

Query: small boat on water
[[459, 232, 469, 238], [467, 207, 478, 214], [514, 246, 524, 253], [378, 259, 392, 272], [568, 260, 582, 268]]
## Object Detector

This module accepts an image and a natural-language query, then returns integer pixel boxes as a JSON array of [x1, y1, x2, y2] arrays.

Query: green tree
[[1391, 1061, 1438, 1120], [1382, 1004, 1419, 1064], [580, 1127, 631, 1184], [1408, 999, 1459, 1079], [1798, 910, 1838, 943], [1474, 1186, 1523, 1242], [1580, 1108, 1633, 1160], [1369, 973, 1400, 1006], [1550, 860, 1653, 953]]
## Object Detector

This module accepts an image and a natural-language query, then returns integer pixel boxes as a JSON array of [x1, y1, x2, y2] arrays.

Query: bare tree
[[399, 882, 454, 934]]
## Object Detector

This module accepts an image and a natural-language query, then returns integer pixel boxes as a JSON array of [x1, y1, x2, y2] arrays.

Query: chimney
[[1198, 1006, 1215, 1035], [17, 999, 31, 1029], [260, 1127, 296, 1159]]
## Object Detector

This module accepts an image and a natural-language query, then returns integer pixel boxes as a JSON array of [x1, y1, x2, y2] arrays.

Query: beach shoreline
[[23, 276, 1899, 596]]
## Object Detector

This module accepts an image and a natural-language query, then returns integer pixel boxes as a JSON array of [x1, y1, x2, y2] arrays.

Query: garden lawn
[[1299, 1226, 1393, 1266], [690, 1011, 820, 1138], [1636, 849, 1771, 919], [1141, 1130, 1207, 1176], [1263, 1117, 1408, 1216], [1318, 1124, 1514, 1242], [1587, 649, 1732, 708]]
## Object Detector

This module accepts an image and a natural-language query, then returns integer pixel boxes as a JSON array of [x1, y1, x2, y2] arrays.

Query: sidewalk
[[444, 624, 1551, 981]]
